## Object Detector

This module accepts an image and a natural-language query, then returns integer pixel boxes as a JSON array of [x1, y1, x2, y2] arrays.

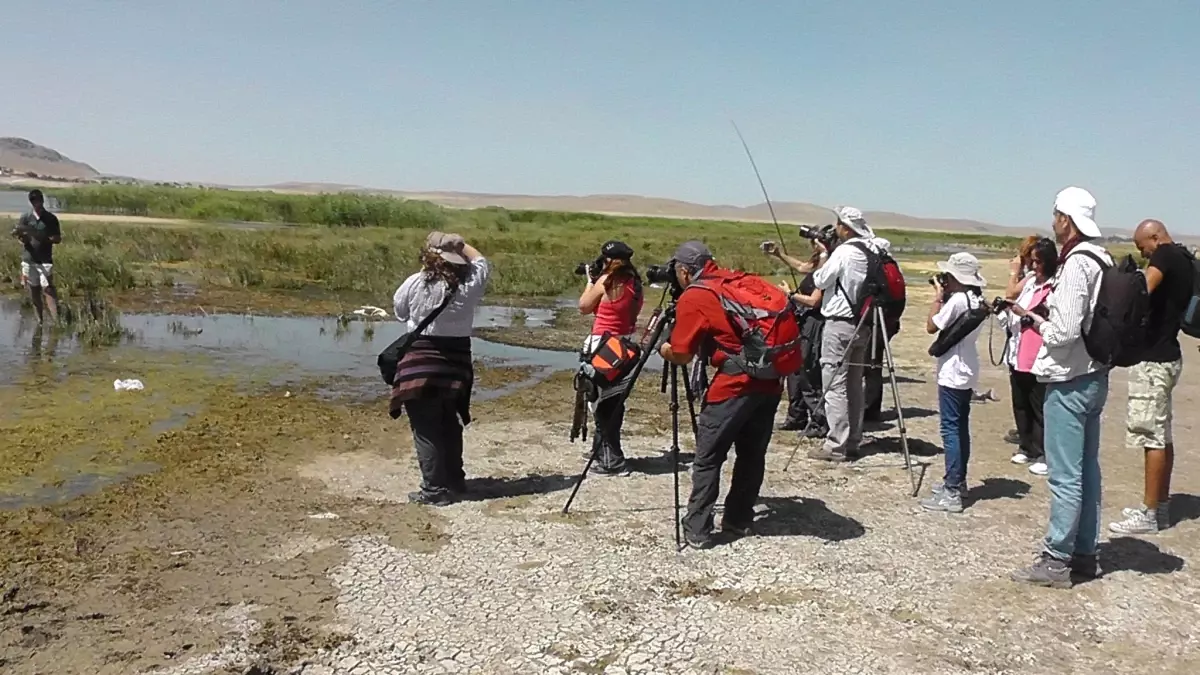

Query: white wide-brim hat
[[833, 205, 874, 238], [937, 252, 987, 287]]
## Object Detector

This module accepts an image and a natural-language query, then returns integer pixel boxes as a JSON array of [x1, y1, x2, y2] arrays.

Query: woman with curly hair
[[577, 240, 644, 475], [390, 232, 490, 505]]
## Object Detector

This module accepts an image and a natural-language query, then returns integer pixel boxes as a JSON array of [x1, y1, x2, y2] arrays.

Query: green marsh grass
[[4, 198, 1027, 307]]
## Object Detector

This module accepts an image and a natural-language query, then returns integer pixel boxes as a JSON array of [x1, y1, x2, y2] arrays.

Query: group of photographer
[[383, 184, 1196, 589]]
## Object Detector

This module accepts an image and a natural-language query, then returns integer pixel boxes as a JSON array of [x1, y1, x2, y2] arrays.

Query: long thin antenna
[[731, 121, 798, 289]]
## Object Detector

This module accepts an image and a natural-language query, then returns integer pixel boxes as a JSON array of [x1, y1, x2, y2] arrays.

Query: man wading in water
[[11, 189, 62, 324]]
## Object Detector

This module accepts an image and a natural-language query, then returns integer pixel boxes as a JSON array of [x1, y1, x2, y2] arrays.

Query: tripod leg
[[670, 364, 683, 551], [875, 306, 918, 496], [680, 365, 699, 441]]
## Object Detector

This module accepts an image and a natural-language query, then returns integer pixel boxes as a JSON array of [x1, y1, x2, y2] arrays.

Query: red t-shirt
[[668, 266, 784, 403]]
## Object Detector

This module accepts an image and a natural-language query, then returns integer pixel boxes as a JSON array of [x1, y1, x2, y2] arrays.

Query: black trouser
[[1008, 369, 1045, 460], [784, 366, 825, 428], [590, 394, 627, 470], [405, 397, 466, 495], [864, 338, 884, 422], [683, 393, 781, 537]]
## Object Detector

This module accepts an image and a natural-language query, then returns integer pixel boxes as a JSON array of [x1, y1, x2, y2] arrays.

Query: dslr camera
[[573, 256, 606, 281], [798, 223, 839, 252], [928, 272, 952, 287], [645, 260, 684, 298]]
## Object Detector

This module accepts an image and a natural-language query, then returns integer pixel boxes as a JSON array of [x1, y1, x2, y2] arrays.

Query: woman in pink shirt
[[578, 241, 645, 475], [998, 238, 1057, 476]]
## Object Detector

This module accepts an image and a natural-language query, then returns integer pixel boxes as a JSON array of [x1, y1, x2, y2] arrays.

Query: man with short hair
[[1108, 219, 1194, 535], [660, 241, 786, 549], [11, 189, 62, 323], [808, 206, 880, 462], [1010, 186, 1112, 588]]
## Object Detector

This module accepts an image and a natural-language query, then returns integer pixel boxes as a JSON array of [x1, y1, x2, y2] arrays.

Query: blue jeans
[[938, 386, 973, 491], [1043, 369, 1110, 561]]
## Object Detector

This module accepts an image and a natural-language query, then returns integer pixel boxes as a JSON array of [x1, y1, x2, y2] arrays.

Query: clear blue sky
[[4, 1, 1198, 231]]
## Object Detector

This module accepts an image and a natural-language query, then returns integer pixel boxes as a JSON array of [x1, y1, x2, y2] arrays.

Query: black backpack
[[1069, 250, 1149, 368], [1180, 248, 1200, 339]]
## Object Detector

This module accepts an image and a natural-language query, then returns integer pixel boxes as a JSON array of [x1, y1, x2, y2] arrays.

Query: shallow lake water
[[0, 299, 610, 510]]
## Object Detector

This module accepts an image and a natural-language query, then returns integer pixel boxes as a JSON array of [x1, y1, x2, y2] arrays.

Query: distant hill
[[0, 137, 99, 180], [0, 139, 1033, 235], [260, 184, 1031, 236]]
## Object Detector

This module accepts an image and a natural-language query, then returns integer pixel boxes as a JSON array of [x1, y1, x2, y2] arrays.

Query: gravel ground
[[153, 330, 1200, 675]]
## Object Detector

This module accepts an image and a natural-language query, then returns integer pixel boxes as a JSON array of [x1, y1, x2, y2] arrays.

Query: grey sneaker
[[1123, 499, 1170, 531], [1109, 506, 1158, 535], [1012, 553, 1073, 589], [920, 486, 963, 513], [807, 446, 849, 462]]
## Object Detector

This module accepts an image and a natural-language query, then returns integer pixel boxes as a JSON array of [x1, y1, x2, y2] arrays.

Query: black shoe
[[1004, 429, 1020, 445], [407, 490, 456, 506], [779, 419, 807, 431], [721, 520, 755, 538], [803, 425, 828, 439], [590, 463, 629, 476], [1070, 554, 1100, 581]]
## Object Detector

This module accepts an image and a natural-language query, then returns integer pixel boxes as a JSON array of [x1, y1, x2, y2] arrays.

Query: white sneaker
[[1028, 461, 1048, 476], [1011, 453, 1030, 464]]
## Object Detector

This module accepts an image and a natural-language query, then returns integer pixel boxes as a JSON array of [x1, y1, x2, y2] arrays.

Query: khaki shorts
[[1126, 359, 1183, 449], [20, 262, 53, 288]]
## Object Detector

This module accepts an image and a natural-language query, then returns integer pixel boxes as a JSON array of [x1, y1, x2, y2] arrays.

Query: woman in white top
[[996, 238, 1057, 475], [389, 232, 490, 506]]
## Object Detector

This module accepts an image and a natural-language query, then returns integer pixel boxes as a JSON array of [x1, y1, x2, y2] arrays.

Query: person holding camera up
[[389, 232, 490, 506], [659, 241, 801, 549], [996, 238, 1057, 476], [762, 237, 827, 438], [1009, 187, 1112, 588], [922, 253, 988, 513], [577, 240, 645, 476], [807, 206, 883, 462]]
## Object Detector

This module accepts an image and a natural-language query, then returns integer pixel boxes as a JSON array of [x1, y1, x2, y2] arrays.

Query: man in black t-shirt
[[780, 270, 827, 435], [10, 190, 62, 323], [1109, 219, 1195, 535]]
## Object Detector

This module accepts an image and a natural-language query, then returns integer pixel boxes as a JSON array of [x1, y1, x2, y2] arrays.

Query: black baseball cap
[[600, 240, 634, 260]]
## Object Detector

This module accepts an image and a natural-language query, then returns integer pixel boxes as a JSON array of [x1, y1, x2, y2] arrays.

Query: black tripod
[[562, 300, 699, 551]]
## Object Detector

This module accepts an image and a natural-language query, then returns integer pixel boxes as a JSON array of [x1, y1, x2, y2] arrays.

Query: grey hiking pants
[[820, 319, 869, 455]]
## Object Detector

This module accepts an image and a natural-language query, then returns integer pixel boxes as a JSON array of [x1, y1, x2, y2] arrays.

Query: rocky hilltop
[[0, 137, 99, 180]]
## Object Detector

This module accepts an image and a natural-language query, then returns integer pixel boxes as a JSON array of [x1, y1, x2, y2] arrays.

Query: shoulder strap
[[1067, 248, 1111, 270], [411, 286, 456, 337]]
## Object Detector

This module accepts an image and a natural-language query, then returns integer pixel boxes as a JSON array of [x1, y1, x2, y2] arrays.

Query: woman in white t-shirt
[[920, 252, 987, 513]]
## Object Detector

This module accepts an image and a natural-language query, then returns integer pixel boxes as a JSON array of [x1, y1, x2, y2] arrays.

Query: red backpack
[[688, 269, 803, 379], [841, 240, 907, 337]]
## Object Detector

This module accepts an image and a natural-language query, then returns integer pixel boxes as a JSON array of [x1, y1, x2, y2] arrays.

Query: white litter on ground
[[113, 379, 145, 391]]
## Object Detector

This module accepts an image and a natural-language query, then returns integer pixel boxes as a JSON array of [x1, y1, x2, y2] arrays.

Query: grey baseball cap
[[669, 240, 713, 271]]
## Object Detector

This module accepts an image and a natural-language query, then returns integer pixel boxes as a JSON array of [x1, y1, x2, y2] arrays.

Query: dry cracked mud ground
[[3, 283, 1200, 675]]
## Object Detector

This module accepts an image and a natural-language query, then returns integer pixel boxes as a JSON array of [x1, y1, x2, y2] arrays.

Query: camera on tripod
[[645, 261, 685, 298]]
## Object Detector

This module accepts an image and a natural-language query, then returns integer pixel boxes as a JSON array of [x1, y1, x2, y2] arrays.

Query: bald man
[[1109, 219, 1195, 535]]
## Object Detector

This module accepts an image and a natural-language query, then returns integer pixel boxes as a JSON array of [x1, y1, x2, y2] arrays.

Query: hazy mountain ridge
[[2, 138, 1032, 234], [0, 138, 99, 179]]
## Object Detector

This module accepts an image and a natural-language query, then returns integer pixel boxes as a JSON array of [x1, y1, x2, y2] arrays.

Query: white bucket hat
[[1053, 187, 1101, 238], [833, 205, 874, 238], [937, 252, 987, 288]]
